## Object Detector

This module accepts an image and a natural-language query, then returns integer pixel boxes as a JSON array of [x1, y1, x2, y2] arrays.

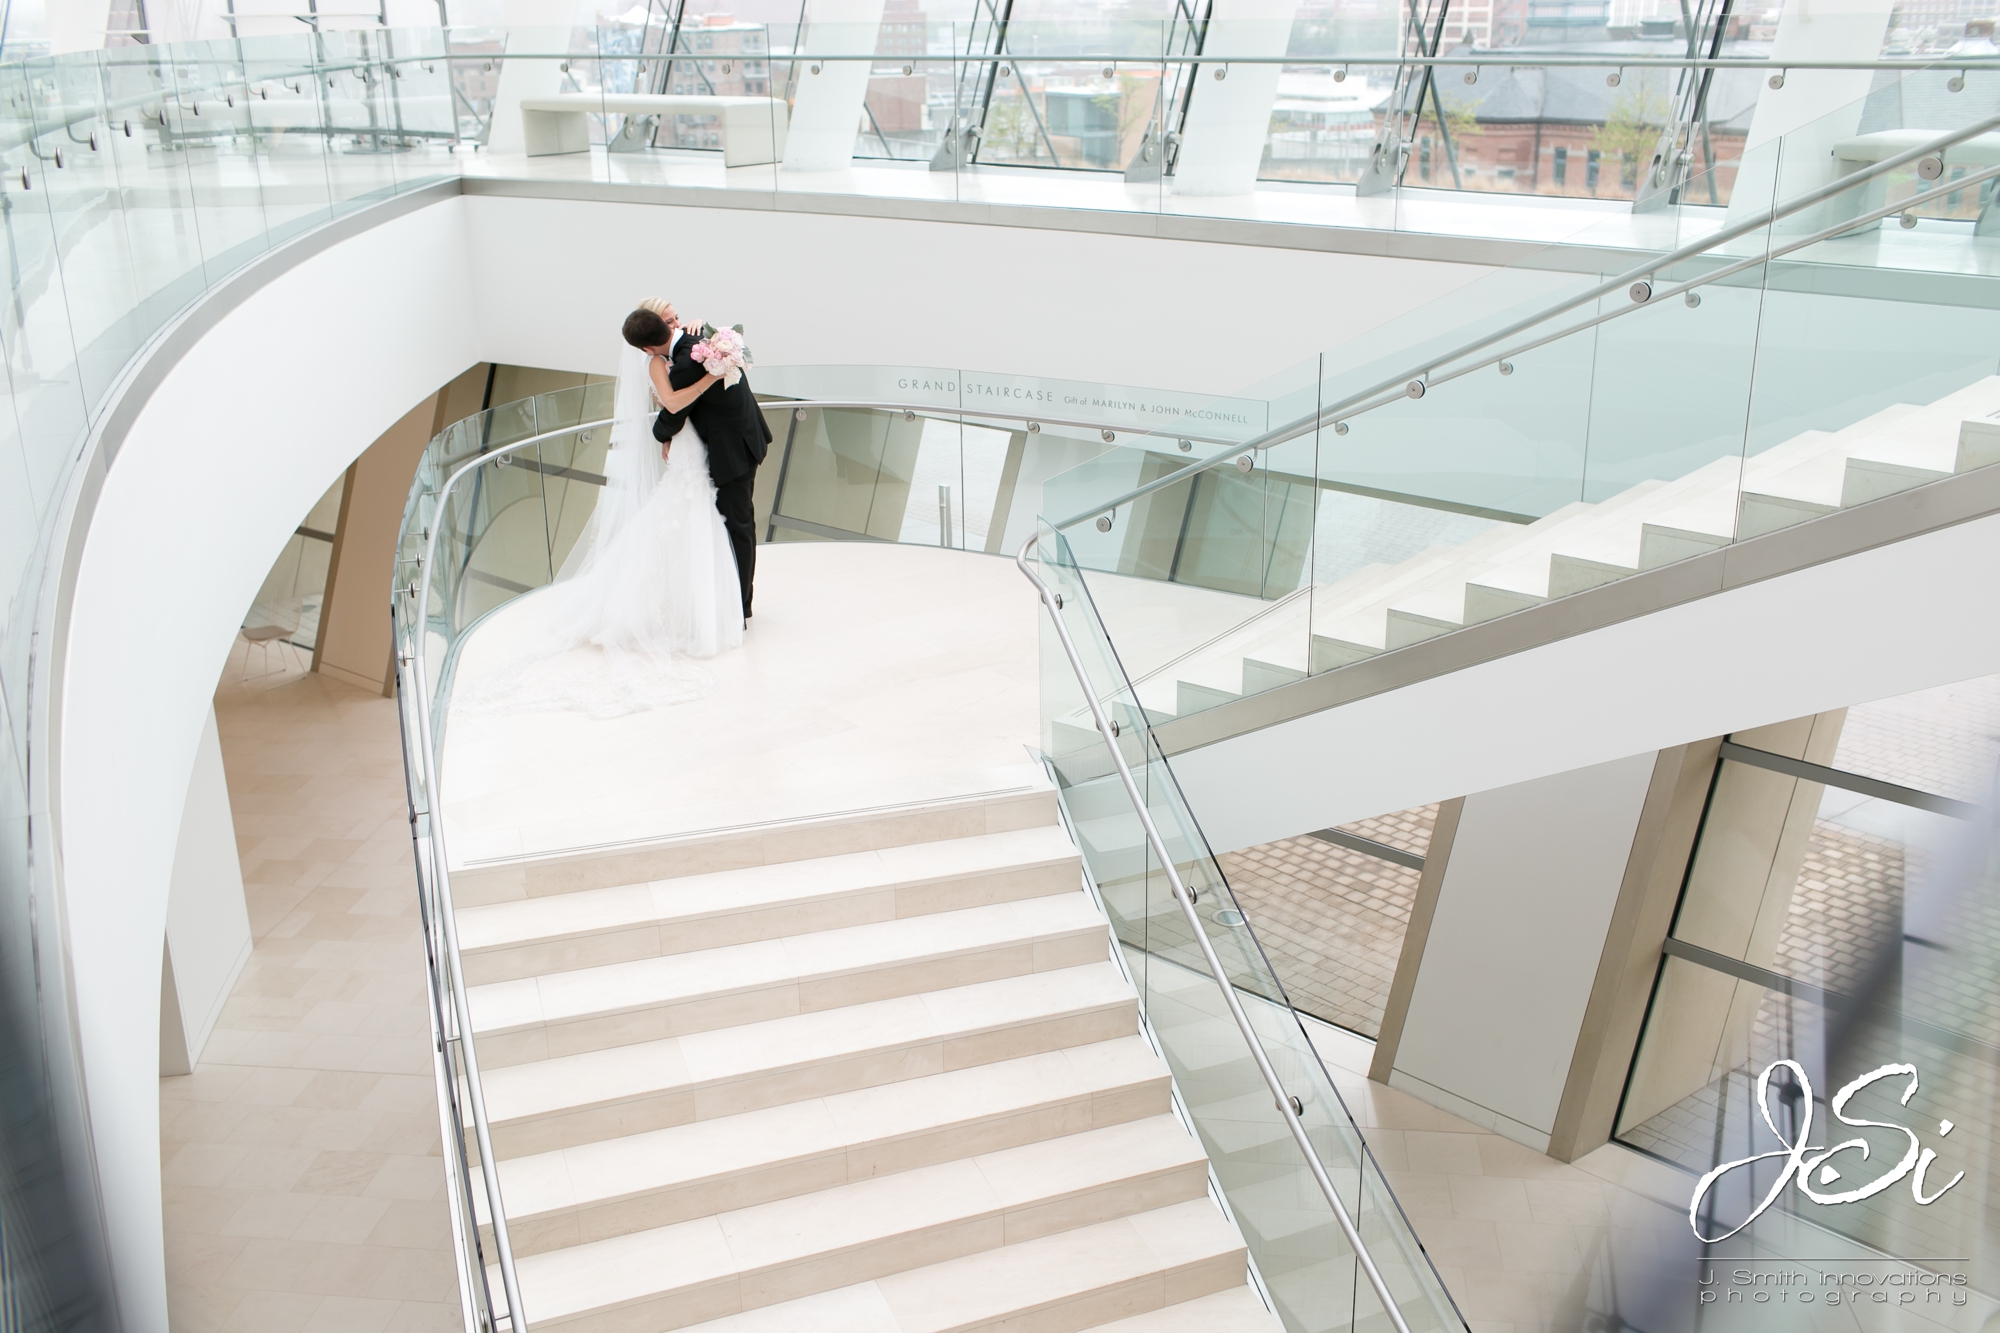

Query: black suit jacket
[[653, 333, 772, 487]]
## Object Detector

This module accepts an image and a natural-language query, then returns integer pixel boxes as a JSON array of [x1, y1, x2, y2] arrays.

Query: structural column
[[1369, 752, 1663, 1154], [782, 0, 890, 172], [159, 707, 251, 1077], [1725, 0, 1898, 224], [488, 0, 578, 157], [1171, 0, 1301, 197], [314, 399, 433, 694]]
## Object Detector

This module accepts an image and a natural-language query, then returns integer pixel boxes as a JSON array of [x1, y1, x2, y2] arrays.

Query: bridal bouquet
[[689, 322, 752, 388]]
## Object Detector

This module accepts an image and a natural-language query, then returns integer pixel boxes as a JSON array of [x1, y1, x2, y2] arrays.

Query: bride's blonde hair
[[638, 297, 673, 317]]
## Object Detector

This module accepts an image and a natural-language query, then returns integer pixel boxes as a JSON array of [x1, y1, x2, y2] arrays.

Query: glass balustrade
[[1030, 71, 2000, 746], [1035, 523, 1463, 1333], [385, 366, 1477, 1332], [4, 18, 1998, 1331], [0, 29, 462, 1332], [412, 20, 2000, 260]]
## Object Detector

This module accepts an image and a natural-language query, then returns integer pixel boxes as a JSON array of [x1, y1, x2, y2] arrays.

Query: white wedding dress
[[456, 344, 743, 719]]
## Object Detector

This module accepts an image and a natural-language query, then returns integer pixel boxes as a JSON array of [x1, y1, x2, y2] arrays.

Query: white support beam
[[1171, 0, 1300, 197], [782, 0, 888, 173], [1726, 0, 1899, 224]]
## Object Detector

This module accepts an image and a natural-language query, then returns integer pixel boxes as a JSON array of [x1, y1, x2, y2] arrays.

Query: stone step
[[1240, 658, 1305, 694], [504, 1118, 1216, 1332], [649, 1199, 1260, 1333], [1309, 634, 1378, 671], [452, 784, 1060, 907], [457, 825, 1083, 986], [1384, 492, 1660, 631], [481, 1036, 1171, 1257], [1841, 456, 1952, 508], [468, 893, 1111, 1067], [478, 962, 1139, 1159], [1089, 1285, 1282, 1332], [1510, 455, 1747, 588], [1638, 520, 1731, 569], [1737, 490, 1836, 540], [1175, 680, 1240, 717]]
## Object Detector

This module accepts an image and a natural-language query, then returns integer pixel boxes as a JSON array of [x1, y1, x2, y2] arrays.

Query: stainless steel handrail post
[[1013, 530, 1420, 1333], [406, 418, 612, 1332]]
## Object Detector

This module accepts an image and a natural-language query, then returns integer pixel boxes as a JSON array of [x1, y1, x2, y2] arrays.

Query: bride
[[549, 323, 743, 661], [457, 312, 741, 719]]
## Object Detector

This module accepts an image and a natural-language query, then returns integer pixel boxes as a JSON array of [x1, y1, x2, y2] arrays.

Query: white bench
[[519, 94, 789, 167]]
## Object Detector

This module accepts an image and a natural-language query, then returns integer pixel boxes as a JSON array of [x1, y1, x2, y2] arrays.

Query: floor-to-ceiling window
[[1615, 674, 2000, 1275]]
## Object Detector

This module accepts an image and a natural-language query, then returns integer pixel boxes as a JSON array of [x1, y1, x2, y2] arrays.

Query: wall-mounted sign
[[1689, 1059, 1964, 1243], [905, 373, 1269, 442], [751, 364, 1271, 444]]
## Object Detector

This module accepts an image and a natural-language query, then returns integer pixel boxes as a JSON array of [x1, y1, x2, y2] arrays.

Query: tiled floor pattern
[[1216, 805, 1436, 1039], [160, 642, 457, 1333], [1208, 804, 1432, 1032], [1302, 1017, 1707, 1333], [1779, 820, 1909, 996], [1832, 672, 2000, 805]]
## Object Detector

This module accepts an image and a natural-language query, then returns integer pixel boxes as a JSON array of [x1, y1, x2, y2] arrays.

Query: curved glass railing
[[389, 370, 1470, 1332], [0, 19, 1993, 1332], [0, 30, 461, 1330], [1025, 524, 1462, 1333]]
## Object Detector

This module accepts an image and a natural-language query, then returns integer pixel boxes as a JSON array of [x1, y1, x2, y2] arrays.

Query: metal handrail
[[402, 405, 1175, 1330], [403, 407, 1446, 1333], [405, 419, 619, 1333], [1050, 110, 2000, 531], [1013, 529, 1421, 1333], [455, 48, 2000, 72]]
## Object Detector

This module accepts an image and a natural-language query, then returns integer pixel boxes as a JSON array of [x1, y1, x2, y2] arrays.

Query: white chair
[[239, 599, 308, 681]]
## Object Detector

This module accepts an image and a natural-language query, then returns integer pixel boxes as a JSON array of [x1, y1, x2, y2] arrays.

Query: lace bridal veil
[[557, 344, 665, 583]]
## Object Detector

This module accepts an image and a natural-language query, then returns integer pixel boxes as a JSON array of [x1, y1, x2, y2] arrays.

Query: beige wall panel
[[315, 394, 446, 694], [1616, 710, 1846, 1131]]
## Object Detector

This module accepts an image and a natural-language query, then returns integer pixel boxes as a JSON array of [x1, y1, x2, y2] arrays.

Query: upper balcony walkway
[[459, 143, 1999, 278]]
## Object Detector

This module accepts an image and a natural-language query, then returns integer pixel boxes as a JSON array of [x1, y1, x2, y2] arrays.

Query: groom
[[646, 301, 772, 619]]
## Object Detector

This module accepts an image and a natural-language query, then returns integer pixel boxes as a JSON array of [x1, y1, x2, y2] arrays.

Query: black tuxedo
[[653, 333, 772, 615]]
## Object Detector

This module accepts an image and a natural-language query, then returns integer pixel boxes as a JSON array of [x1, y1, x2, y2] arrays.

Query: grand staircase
[[1071, 375, 2000, 739], [447, 784, 1283, 1333]]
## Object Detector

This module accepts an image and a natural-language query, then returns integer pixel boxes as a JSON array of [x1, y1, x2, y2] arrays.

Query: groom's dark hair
[[622, 308, 670, 350]]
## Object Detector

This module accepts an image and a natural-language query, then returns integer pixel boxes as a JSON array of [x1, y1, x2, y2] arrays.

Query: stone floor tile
[[165, 655, 456, 1332]]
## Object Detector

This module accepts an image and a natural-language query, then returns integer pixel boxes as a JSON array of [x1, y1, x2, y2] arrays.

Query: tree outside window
[[1591, 74, 1672, 199]]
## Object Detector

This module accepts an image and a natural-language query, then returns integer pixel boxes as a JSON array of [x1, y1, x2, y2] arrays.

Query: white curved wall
[[57, 188, 1503, 1329], [60, 201, 480, 1333], [455, 195, 1502, 388]]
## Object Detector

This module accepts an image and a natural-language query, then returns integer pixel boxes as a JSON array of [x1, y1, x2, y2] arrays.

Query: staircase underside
[[1159, 461, 2000, 854]]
